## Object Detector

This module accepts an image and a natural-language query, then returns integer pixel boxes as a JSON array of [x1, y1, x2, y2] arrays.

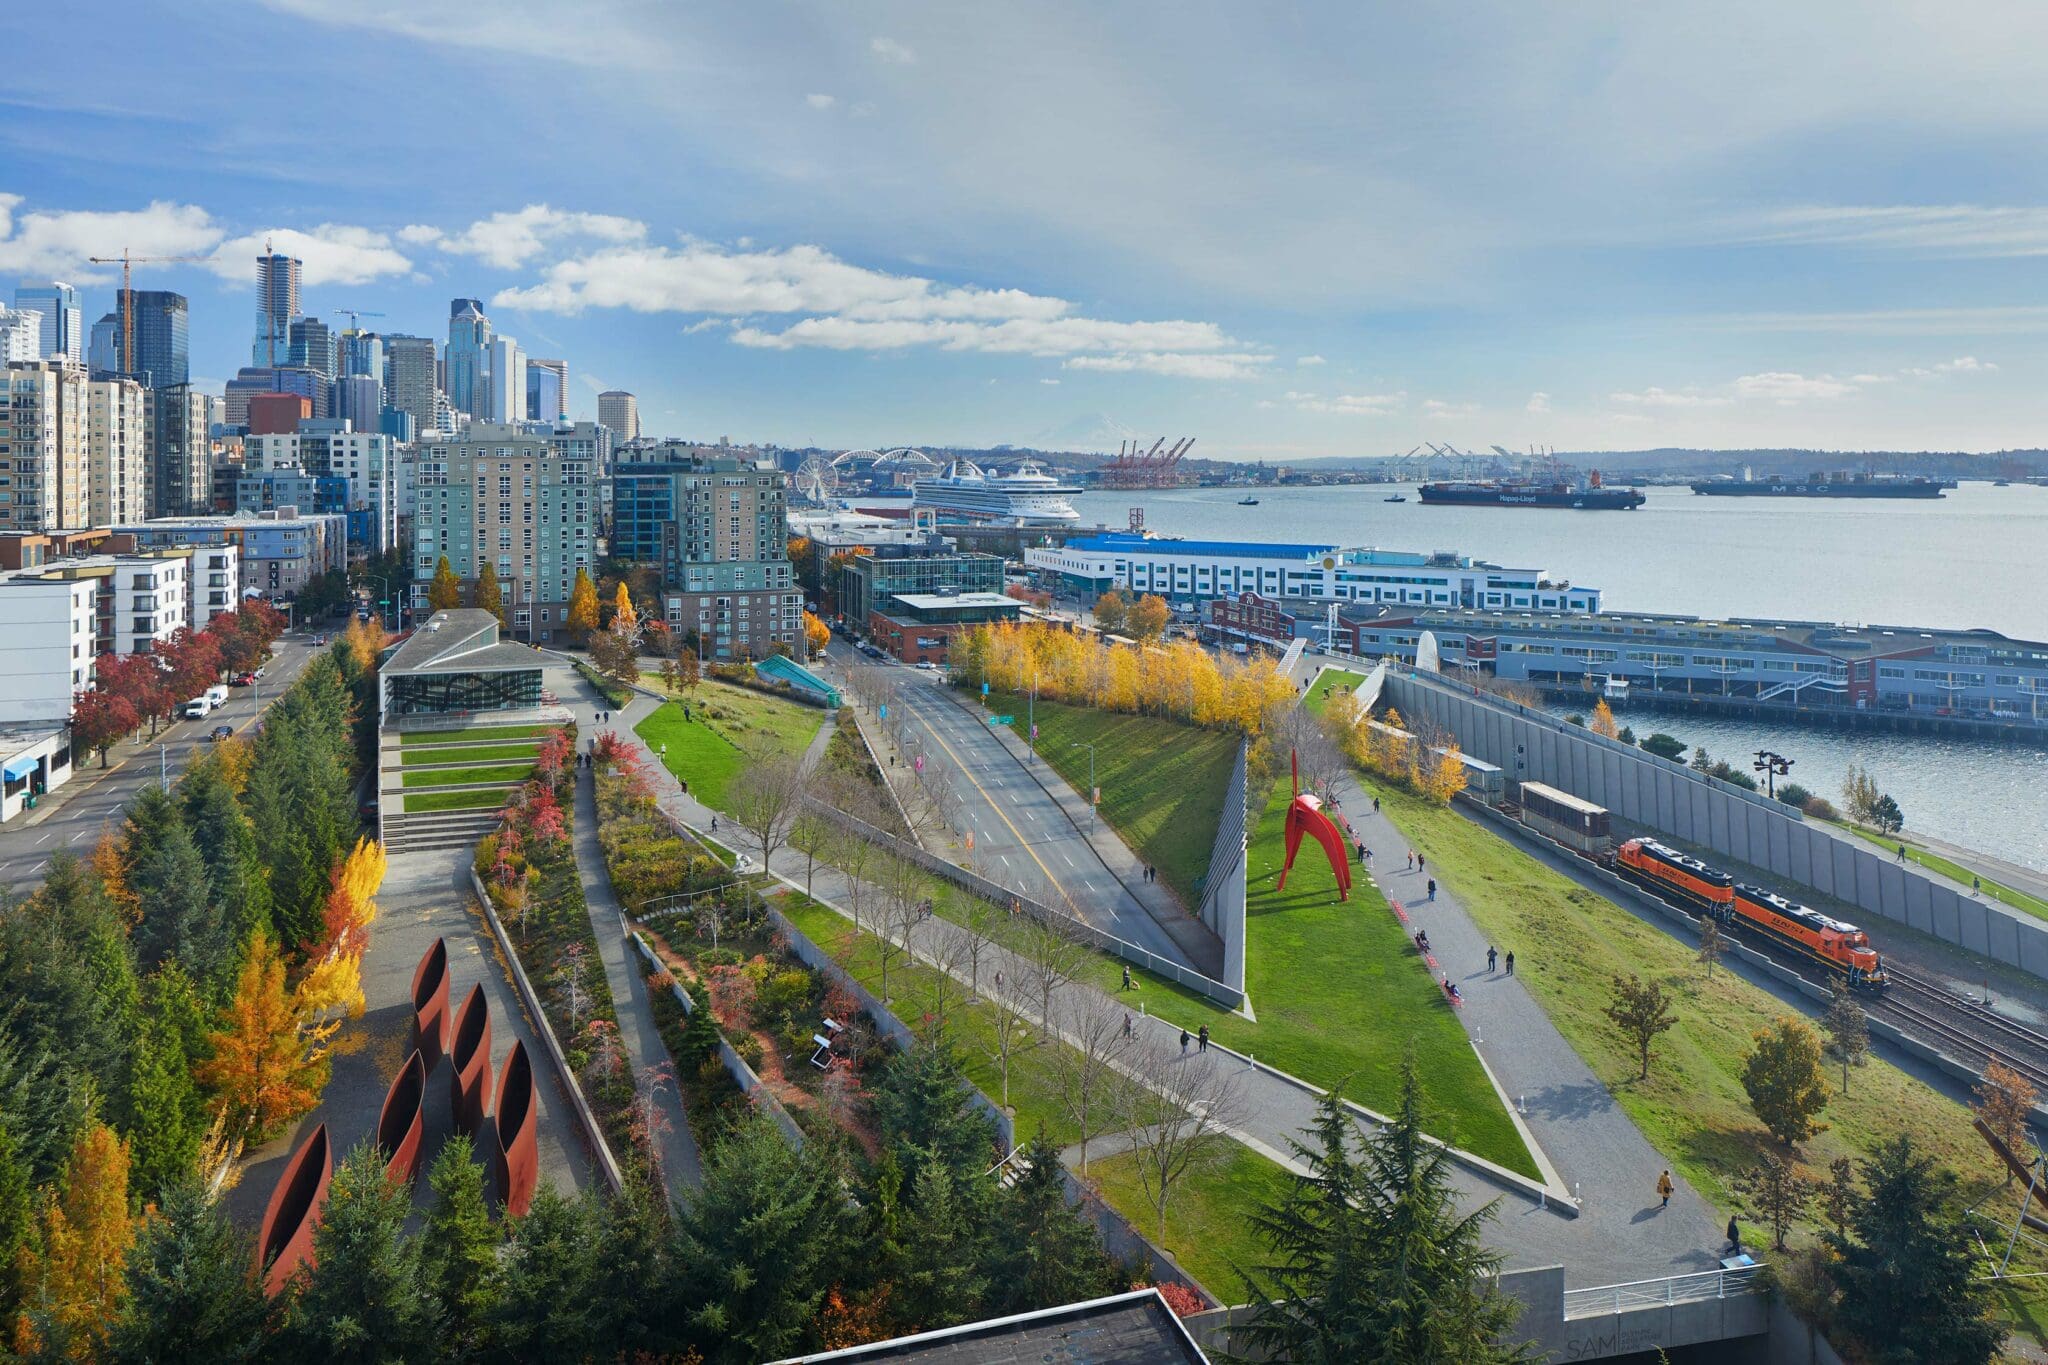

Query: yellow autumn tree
[[206, 735, 256, 795], [16, 1122, 136, 1359], [567, 567, 600, 641], [90, 830, 140, 928], [959, 621, 1292, 735], [343, 615, 388, 673], [1420, 741, 1470, 805], [1126, 593, 1172, 644], [804, 610, 831, 655], [1590, 698, 1620, 739], [196, 929, 337, 1141], [295, 837, 386, 1019], [612, 582, 638, 632]]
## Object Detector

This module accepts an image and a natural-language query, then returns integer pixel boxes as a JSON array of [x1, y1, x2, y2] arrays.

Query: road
[[0, 632, 324, 889], [828, 642, 1224, 978]]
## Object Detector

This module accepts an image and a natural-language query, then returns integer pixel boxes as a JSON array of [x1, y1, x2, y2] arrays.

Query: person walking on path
[[1373, 796, 1381, 813], [1197, 1024, 1210, 1052], [1506, 950, 1516, 976], [1657, 1170, 1674, 1208], [1897, 843, 1907, 863], [1487, 945, 1498, 972], [1725, 1215, 1742, 1255], [1417, 852, 1426, 873], [1356, 841, 1366, 863], [1406, 850, 1415, 871], [1123, 1012, 1134, 1039], [1121, 964, 1134, 992], [1427, 878, 1436, 902], [1179, 1028, 1191, 1055], [1973, 876, 1983, 897]]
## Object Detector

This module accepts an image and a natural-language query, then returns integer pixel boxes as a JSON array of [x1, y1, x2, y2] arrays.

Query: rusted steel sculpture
[[255, 1122, 331, 1296], [493, 1039, 538, 1217], [377, 1050, 427, 1188], [412, 937, 451, 1073], [450, 983, 494, 1137]]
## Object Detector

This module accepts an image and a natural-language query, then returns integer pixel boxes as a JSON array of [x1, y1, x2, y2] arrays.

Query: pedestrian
[[1417, 852, 1426, 873], [1406, 850, 1414, 871], [1506, 950, 1516, 976], [1373, 796, 1380, 813], [1364, 848, 1374, 868], [1122, 964, 1133, 992], [1197, 1024, 1210, 1052], [994, 969, 1003, 994], [1122, 1012, 1134, 1039], [1487, 945, 1498, 972], [1427, 878, 1436, 902], [1179, 1028, 1191, 1055], [1356, 841, 1366, 863], [1725, 1215, 1742, 1255], [680, 778, 689, 795], [1896, 843, 1907, 863], [1657, 1169, 1674, 1208], [1973, 876, 1982, 897], [710, 816, 718, 832]]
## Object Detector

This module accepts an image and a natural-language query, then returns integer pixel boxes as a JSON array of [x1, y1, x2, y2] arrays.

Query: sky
[[5, 1, 2048, 458]]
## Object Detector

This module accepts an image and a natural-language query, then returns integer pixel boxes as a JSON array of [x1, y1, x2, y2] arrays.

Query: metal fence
[[800, 796, 1246, 1008], [1562, 1265, 1763, 1318]]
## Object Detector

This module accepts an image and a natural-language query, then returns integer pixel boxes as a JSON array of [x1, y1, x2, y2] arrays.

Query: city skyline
[[6, 4, 2048, 456]]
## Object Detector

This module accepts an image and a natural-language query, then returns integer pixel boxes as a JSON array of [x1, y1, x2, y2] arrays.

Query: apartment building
[[86, 376, 150, 526], [0, 361, 89, 532]]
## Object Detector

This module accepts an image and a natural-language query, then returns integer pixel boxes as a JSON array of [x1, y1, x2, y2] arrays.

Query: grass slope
[[636, 680, 827, 811], [1090, 1143, 1294, 1304], [402, 742, 543, 766], [399, 763, 535, 789], [987, 691, 1237, 904], [404, 788, 511, 813], [399, 724, 555, 745]]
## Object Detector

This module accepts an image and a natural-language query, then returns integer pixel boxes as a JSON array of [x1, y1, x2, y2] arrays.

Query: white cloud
[[412, 204, 647, 270], [1704, 305, 2048, 335], [1039, 377, 1060, 385], [1290, 391, 1406, 416], [1731, 371, 1859, 401], [207, 224, 413, 287], [870, 36, 916, 64], [806, 93, 837, 110], [1729, 204, 2048, 258], [0, 194, 223, 279], [1525, 391, 1551, 414], [1938, 355, 1995, 372], [1295, 354, 1326, 366], [1422, 398, 1478, 418], [1063, 352, 1270, 381], [1609, 386, 1733, 408]]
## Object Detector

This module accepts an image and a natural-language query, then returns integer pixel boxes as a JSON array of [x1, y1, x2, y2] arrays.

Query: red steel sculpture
[[1275, 750, 1352, 901], [493, 1039, 539, 1217], [412, 937, 451, 1074], [376, 1049, 427, 1189], [450, 983, 494, 1137], [255, 1121, 332, 1296]]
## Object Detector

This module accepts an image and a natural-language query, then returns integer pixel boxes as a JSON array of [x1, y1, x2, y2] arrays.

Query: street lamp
[[1753, 749, 1792, 800], [360, 573, 392, 631], [1071, 740, 1098, 829]]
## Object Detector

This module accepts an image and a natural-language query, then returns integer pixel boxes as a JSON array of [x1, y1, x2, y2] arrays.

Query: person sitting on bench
[[1414, 929, 1430, 953]]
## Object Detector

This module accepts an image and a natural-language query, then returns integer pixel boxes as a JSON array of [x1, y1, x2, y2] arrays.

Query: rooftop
[[382, 610, 545, 677], [889, 591, 1020, 611], [769, 1289, 1207, 1364], [1063, 532, 1338, 561]]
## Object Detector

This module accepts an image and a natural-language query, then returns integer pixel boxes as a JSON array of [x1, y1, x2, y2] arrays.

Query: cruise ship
[[912, 459, 1082, 525]]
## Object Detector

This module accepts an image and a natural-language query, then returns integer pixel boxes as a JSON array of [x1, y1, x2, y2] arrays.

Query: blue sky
[[6, 1, 2048, 458]]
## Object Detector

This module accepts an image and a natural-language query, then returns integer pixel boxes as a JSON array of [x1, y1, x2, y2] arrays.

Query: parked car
[[182, 696, 214, 720], [915, 661, 939, 671], [208, 724, 234, 742], [229, 673, 254, 687]]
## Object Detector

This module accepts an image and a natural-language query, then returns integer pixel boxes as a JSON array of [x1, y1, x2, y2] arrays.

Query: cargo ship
[[1689, 472, 1953, 499], [1418, 468, 1645, 510]]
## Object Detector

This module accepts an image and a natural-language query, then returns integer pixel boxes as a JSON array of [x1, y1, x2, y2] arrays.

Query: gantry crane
[[86, 248, 210, 377]]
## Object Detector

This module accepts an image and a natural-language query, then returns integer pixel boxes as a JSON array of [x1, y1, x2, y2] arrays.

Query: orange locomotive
[[1616, 838, 1886, 990]]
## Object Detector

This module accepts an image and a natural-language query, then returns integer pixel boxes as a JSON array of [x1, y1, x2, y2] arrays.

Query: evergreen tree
[[473, 560, 505, 625], [180, 762, 274, 948], [108, 1180, 271, 1364], [870, 1037, 998, 1190], [892, 1151, 989, 1332], [132, 820, 231, 984], [120, 1030, 202, 1206], [0, 1121, 36, 1323], [489, 1185, 602, 1361], [1829, 1135, 2000, 1365], [279, 1143, 440, 1363], [674, 1109, 856, 1363], [987, 1126, 1117, 1316], [418, 1136, 499, 1359], [590, 1185, 676, 1361], [428, 556, 463, 612], [1237, 1063, 1533, 1364], [0, 1028, 90, 1188], [1, 870, 139, 1095]]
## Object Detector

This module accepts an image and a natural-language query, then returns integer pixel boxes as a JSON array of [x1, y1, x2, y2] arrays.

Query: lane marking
[[911, 704, 1079, 904]]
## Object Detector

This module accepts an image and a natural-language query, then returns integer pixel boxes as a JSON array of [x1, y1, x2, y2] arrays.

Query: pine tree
[[108, 1180, 272, 1364], [892, 1152, 990, 1332], [488, 1184, 602, 1361], [870, 1037, 997, 1191], [428, 556, 462, 612], [133, 820, 231, 983], [280, 1143, 440, 1363], [566, 567, 600, 641], [1829, 1135, 2000, 1365], [180, 762, 274, 948], [121, 1030, 202, 1205], [418, 1136, 500, 1358], [987, 1126, 1116, 1317], [474, 560, 505, 625], [0, 1121, 35, 1323]]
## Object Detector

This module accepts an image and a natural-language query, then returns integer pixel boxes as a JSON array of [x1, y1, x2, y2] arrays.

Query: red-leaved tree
[[69, 688, 139, 768]]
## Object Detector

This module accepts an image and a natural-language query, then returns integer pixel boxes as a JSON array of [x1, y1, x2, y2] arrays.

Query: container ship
[[1689, 472, 1954, 498], [1418, 469, 1645, 510]]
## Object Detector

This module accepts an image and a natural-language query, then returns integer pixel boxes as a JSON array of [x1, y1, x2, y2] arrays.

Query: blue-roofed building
[[1025, 532, 1600, 614]]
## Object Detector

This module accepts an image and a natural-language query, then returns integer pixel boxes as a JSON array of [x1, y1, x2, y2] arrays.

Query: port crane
[[86, 248, 211, 377], [1099, 436, 1195, 489]]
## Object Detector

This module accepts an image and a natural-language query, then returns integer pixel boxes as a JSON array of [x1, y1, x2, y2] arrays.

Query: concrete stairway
[[381, 807, 503, 853]]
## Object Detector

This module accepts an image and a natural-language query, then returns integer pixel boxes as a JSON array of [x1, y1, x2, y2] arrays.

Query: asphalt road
[[0, 631, 325, 889], [829, 642, 1222, 974]]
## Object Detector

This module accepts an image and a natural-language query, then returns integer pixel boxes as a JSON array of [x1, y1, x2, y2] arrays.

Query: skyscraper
[[343, 330, 383, 381], [112, 289, 189, 388], [598, 390, 639, 440], [12, 283, 81, 361], [334, 375, 382, 430], [486, 334, 525, 423], [527, 358, 568, 421], [446, 298, 492, 418], [150, 384, 215, 517], [253, 251, 303, 367], [288, 317, 339, 381], [0, 308, 40, 363], [0, 361, 89, 530], [383, 334, 440, 434], [88, 313, 122, 377], [86, 376, 150, 525]]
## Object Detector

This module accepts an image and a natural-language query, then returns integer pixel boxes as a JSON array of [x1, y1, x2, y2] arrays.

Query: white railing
[[1562, 1265, 1763, 1319]]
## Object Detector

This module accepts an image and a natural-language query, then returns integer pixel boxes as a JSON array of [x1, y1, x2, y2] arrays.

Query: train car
[[1733, 885, 1886, 990], [1453, 752, 1505, 805], [1517, 782, 1613, 857], [1615, 838, 1735, 914]]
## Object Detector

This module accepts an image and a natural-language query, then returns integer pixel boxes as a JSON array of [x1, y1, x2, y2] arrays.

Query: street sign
[[981, 682, 989, 697], [988, 715, 1014, 725], [878, 704, 888, 720]]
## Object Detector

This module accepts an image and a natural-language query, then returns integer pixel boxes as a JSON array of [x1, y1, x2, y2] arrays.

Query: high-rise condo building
[[12, 283, 81, 361], [0, 308, 42, 363], [343, 330, 382, 380], [383, 334, 440, 434], [288, 317, 339, 382], [597, 390, 639, 440], [486, 335, 524, 424], [0, 361, 89, 530], [88, 314, 122, 377], [334, 375, 382, 432], [411, 423, 594, 641], [85, 376, 150, 525], [446, 298, 492, 418], [149, 384, 215, 518], [527, 358, 568, 422], [253, 252, 302, 367], [113, 290, 190, 388]]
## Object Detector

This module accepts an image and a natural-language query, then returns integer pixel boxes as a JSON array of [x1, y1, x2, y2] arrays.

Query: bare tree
[[980, 972, 1033, 1111], [874, 851, 929, 1005], [911, 913, 973, 1042], [962, 895, 1003, 1003], [552, 941, 593, 1031], [1014, 911, 1090, 1037], [728, 746, 806, 874], [1050, 990, 1139, 1173], [1261, 695, 1346, 798], [1121, 1044, 1249, 1241]]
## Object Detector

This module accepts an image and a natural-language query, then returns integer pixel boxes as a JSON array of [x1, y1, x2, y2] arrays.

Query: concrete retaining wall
[[1384, 671, 2048, 981], [1194, 739, 1250, 994]]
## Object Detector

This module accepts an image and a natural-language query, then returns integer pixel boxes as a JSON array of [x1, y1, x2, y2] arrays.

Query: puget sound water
[[1066, 481, 2048, 869]]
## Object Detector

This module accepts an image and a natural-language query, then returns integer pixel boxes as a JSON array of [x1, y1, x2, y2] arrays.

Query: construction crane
[[335, 308, 386, 332], [86, 248, 210, 378]]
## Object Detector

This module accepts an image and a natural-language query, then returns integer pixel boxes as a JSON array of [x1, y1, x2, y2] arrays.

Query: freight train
[[1505, 782, 1887, 990]]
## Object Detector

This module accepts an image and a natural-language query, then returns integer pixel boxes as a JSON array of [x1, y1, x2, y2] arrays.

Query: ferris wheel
[[795, 456, 838, 502]]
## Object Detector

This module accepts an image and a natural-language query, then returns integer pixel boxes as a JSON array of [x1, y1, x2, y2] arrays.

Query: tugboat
[[1419, 465, 1644, 510], [1237, 495, 1260, 506], [1383, 494, 1408, 503]]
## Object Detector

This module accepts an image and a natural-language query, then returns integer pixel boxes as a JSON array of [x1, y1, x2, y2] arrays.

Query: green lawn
[[399, 723, 557, 745], [986, 691, 1238, 905], [1840, 824, 2048, 923], [399, 763, 534, 789], [402, 742, 543, 766], [403, 788, 513, 813], [1090, 1141, 1294, 1304], [636, 680, 826, 812]]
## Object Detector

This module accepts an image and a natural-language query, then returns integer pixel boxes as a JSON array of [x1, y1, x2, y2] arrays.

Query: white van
[[205, 684, 230, 708], [182, 696, 213, 719]]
